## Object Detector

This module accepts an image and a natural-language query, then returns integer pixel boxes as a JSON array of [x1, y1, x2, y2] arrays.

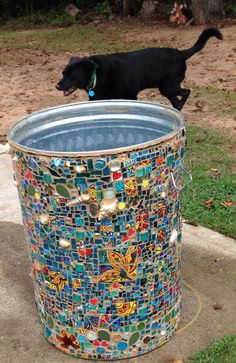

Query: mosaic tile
[[11, 128, 186, 360]]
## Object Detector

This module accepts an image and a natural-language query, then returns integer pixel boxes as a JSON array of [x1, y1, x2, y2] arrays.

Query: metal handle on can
[[170, 164, 192, 192]]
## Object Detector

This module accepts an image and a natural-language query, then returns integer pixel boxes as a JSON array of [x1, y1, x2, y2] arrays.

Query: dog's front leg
[[177, 88, 191, 110]]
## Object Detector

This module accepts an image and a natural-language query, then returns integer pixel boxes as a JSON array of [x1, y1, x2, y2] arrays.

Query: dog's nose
[[55, 83, 61, 90]]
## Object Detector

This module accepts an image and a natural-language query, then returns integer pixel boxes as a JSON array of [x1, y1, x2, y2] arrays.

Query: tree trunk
[[30, 0, 34, 16], [191, 0, 206, 24], [107, 0, 121, 14], [206, 0, 223, 17], [24, 0, 30, 16], [140, 0, 156, 17], [191, 0, 223, 25], [123, 0, 139, 16], [23, 0, 35, 16], [123, 0, 130, 16]]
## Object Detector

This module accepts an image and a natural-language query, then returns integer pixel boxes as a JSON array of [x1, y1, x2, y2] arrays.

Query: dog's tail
[[181, 28, 223, 60]]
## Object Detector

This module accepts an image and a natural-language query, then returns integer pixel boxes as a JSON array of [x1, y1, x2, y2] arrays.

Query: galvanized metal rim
[[8, 100, 185, 157]]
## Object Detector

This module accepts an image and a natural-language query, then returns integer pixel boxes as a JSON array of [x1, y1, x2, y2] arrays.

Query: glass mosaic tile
[[11, 128, 186, 360]]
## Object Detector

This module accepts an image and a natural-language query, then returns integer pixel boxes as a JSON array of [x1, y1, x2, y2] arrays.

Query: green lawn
[[191, 85, 236, 118], [187, 334, 236, 363], [0, 24, 167, 54], [183, 125, 236, 238]]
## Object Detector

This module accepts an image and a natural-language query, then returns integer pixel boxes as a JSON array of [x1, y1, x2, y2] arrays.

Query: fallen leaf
[[195, 100, 205, 110], [169, 360, 184, 363], [184, 220, 198, 226], [203, 197, 214, 209], [211, 168, 221, 179], [220, 199, 235, 208], [213, 303, 222, 310]]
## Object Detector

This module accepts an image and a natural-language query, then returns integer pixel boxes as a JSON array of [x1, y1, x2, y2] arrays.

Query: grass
[[187, 334, 236, 363], [191, 85, 236, 118], [0, 24, 166, 54], [182, 125, 236, 238], [0, 26, 119, 53]]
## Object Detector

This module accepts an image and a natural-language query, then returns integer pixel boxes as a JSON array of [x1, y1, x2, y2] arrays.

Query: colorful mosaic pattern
[[11, 127, 186, 360]]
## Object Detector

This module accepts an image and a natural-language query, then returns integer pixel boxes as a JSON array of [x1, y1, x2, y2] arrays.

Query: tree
[[140, 0, 157, 17], [122, 0, 141, 16], [191, 0, 223, 25], [24, 0, 35, 16]]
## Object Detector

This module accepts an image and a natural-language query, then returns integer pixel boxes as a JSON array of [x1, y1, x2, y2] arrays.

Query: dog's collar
[[86, 69, 97, 97]]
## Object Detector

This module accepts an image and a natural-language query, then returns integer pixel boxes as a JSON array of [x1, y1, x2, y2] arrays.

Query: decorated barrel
[[8, 100, 191, 360]]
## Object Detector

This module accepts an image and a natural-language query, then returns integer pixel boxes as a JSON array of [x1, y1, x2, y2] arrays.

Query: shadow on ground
[[0, 221, 235, 363]]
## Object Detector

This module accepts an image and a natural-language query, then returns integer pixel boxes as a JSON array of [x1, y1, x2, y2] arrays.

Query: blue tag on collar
[[88, 90, 95, 97]]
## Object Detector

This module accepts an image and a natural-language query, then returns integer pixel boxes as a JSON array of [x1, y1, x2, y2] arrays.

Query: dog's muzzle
[[55, 83, 62, 90], [55, 81, 76, 96]]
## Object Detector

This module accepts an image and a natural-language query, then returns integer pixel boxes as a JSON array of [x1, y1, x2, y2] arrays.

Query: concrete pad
[[0, 154, 236, 363], [0, 154, 22, 224]]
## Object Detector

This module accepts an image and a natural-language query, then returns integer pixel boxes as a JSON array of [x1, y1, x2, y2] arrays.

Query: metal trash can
[[8, 100, 191, 360]]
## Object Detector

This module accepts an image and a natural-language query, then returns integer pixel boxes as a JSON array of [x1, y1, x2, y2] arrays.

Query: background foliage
[[0, 0, 236, 26]]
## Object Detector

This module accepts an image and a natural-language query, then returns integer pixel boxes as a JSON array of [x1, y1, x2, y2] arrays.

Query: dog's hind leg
[[160, 86, 190, 111]]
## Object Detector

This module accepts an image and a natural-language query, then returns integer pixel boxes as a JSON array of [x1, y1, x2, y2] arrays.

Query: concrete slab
[[0, 154, 22, 224], [0, 154, 236, 363]]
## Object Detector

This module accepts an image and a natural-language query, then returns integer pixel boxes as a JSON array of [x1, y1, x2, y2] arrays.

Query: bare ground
[[0, 24, 236, 139]]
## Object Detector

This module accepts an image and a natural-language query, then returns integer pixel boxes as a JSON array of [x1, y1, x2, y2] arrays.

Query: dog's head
[[56, 57, 99, 96]]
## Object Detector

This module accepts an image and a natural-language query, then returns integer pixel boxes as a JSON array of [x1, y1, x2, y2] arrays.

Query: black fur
[[56, 28, 223, 110]]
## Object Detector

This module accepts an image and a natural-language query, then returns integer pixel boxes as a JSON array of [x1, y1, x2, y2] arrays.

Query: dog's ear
[[80, 59, 99, 70], [69, 56, 80, 63]]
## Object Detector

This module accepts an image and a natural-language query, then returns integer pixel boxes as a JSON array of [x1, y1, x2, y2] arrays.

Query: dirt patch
[[0, 23, 235, 139]]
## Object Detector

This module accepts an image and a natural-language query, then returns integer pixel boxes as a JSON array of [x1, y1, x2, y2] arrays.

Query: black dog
[[56, 28, 222, 110]]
